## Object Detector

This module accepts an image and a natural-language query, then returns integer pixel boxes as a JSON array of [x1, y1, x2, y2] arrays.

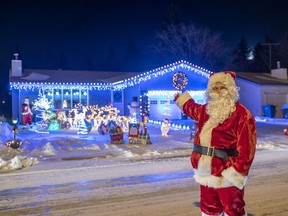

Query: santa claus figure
[[127, 97, 139, 121], [161, 118, 170, 137], [174, 71, 257, 216], [284, 128, 288, 136], [21, 97, 33, 128]]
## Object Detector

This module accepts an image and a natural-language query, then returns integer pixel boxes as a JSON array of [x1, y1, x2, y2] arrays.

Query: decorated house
[[9, 58, 211, 123]]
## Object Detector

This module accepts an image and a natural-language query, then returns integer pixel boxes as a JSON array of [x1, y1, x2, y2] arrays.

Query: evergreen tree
[[251, 43, 268, 72], [226, 37, 251, 72]]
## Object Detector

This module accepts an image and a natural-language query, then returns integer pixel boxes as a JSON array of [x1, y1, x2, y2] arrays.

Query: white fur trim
[[194, 167, 234, 188], [221, 166, 248, 189], [194, 116, 222, 188], [175, 92, 191, 109], [199, 118, 219, 147]]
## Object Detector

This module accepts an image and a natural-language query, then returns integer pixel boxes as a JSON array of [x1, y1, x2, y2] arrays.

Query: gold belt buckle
[[207, 147, 215, 157]]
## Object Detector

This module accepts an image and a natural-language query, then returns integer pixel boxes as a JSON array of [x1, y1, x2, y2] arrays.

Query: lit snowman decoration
[[161, 118, 170, 137]]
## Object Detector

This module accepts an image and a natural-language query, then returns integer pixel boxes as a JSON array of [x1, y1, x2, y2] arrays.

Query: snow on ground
[[0, 117, 287, 172]]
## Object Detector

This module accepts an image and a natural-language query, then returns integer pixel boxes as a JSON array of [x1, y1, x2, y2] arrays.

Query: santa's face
[[211, 82, 227, 94], [206, 82, 235, 124]]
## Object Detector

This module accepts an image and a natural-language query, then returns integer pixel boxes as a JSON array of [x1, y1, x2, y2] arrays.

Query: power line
[[261, 43, 280, 72]]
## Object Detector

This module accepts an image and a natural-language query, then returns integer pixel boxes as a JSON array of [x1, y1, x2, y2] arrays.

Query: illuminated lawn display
[[9, 60, 211, 138]]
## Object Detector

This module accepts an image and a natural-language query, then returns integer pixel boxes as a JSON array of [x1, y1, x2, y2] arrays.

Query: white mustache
[[209, 89, 228, 99]]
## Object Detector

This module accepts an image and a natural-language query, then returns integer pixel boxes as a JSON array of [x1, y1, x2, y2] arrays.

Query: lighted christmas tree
[[33, 91, 53, 132], [140, 91, 149, 119]]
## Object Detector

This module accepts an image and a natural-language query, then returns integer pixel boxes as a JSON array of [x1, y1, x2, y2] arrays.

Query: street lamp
[[6, 117, 22, 149]]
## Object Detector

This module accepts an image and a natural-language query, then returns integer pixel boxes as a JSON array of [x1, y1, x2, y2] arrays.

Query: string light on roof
[[147, 90, 205, 97], [10, 82, 113, 91], [10, 61, 212, 92]]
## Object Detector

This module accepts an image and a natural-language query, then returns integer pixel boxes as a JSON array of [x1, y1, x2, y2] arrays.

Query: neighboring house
[[9, 59, 211, 121], [236, 68, 288, 118]]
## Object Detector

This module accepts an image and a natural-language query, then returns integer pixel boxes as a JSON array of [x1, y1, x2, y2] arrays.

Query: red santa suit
[[22, 98, 33, 127], [175, 72, 257, 216]]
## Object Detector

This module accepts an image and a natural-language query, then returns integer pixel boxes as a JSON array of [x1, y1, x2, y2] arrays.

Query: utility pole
[[261, 43, 280, 72]]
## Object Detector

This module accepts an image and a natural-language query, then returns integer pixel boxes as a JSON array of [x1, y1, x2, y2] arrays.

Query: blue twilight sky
[[0, 0, 287, 73]]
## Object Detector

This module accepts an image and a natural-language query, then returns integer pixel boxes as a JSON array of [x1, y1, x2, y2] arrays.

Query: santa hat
[[208, 71, 236, 89]]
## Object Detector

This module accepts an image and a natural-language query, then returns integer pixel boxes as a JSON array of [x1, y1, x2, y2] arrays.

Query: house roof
[[10, 69, 140, 84], [9, 60, 213, 91], [236, 72, 288, 85]]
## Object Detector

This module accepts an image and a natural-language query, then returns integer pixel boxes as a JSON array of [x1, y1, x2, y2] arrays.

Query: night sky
[[1, 1, 288, 70], [0, 0, 288, 114]]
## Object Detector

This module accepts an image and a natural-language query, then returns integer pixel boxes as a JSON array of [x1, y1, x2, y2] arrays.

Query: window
[[53, 89, 62, 109], [150, 100, 158, 105], [81, 90, 88, 106], [72, 89, 80, 108], [63, 89, 71, 109]]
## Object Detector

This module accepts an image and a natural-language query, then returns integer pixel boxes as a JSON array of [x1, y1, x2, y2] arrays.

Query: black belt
[[193, 144, 238, 161]]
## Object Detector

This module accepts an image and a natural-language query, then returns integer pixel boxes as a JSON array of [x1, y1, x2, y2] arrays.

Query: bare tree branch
[[153, 22, 228, 69]]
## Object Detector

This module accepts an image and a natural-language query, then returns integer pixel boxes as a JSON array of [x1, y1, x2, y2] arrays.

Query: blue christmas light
[[10, 60, 212, 92]]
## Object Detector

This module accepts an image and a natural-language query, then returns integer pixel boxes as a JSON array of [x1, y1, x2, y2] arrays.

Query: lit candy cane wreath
[[172, 72, 188, 90]]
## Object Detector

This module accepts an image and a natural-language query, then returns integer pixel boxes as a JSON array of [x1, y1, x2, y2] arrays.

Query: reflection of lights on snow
[[257, 141, 276, 150]]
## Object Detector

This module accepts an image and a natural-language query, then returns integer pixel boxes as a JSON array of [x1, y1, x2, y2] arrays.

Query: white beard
[[206, 89, 236, 124]]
